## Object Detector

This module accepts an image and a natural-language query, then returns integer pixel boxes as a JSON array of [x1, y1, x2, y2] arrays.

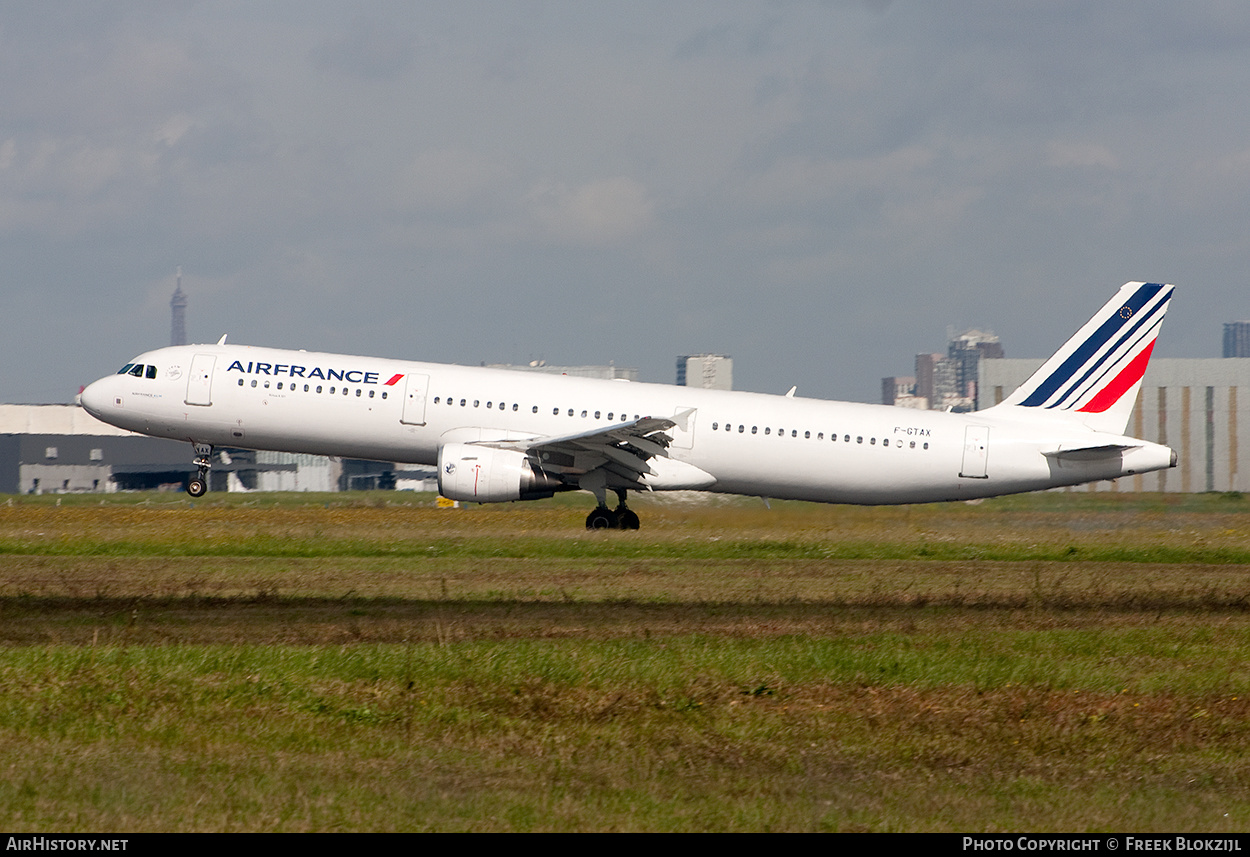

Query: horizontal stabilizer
[[1041, 443, 1138, 461]]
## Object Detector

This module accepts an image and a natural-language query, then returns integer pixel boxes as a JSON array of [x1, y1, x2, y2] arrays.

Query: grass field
[[2, 490, 1250, 831]]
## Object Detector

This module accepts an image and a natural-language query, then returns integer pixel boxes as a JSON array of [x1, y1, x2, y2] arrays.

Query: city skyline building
[[885, 329, 1003, 412], [1224, 321, 1250, 358], [676, 354, 733, 390]]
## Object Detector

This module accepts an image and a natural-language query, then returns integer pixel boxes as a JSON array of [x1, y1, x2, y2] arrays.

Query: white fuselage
[[79, 343, 1176, 504]]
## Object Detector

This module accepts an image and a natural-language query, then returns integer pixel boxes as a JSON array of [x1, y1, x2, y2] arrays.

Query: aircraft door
[[959, 425, 990, 479], [400, 373, 431, 426], [185, 354, 216, 406]]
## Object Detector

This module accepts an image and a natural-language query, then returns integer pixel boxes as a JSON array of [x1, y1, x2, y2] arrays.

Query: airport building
[[486, 361, 639, 381], [0, 404, 309, 494], [979, 358, 1250, 493], [0, 404, 427, 494]]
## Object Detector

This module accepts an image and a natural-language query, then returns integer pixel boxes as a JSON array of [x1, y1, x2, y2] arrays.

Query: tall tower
[[170, 267, 187, 346]]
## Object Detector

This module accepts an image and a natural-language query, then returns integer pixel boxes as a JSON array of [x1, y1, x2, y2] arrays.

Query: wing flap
[[473, 416, 676, 479]]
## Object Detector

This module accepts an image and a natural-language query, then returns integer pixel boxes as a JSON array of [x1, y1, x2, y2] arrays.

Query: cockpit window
[[117, 364, 135, 375], [145, 365, 157, 379], [128, 364, 145, 377]]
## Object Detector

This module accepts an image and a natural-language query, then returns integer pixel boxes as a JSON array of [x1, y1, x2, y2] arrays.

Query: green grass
[[3, 636, 1250, 831], [2, 491, 1250, 831]]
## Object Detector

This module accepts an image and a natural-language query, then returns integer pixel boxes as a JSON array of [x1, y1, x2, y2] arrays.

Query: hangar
[[980, 358, 1250, 493], [0, 404, 299, 494]]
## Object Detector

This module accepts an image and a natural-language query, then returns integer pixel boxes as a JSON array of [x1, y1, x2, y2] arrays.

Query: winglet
[[670, 407, 696, 432]]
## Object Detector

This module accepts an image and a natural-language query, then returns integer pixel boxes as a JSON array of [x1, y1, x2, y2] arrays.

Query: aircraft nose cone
[[79, 378, 111, 419]]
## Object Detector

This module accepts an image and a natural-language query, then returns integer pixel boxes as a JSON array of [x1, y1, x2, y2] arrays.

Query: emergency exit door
[[400, 373, 431, 425]]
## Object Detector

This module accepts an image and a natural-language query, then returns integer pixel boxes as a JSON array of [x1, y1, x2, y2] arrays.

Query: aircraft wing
[[474, 414, 683, 487]]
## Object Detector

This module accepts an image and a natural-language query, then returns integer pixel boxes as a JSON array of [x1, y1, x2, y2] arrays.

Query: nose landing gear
[[186, 442, 213, 497]]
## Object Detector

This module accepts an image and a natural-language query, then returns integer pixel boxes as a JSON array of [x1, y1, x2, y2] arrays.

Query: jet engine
[[437, 443, 566, 502]]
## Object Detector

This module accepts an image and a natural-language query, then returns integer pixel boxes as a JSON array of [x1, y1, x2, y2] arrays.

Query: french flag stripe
[[1077, 339, 1156, 414]]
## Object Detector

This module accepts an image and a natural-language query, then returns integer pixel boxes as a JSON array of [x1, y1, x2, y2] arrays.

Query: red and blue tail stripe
[[992, 282, 1174, 433]]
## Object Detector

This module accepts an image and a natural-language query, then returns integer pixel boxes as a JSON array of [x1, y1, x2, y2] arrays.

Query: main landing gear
[[186, 442, 213, 497], [585, 489, 641, 531]]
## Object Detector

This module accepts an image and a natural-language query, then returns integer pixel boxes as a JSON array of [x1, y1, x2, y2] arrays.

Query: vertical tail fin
[[986, 282, 1174, 434]]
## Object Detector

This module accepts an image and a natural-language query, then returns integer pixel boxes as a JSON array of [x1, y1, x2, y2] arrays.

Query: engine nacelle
[[437, 443, 565, 502]]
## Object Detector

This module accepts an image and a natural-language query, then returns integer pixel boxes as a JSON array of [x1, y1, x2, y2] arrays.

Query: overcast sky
[[4, 1, 1250, 403]]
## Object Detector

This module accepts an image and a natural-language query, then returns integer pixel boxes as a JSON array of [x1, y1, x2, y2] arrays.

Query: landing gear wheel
[[617, 507, 640, 530], [585, 506, 619, 530], [188, 442, 213, 498]]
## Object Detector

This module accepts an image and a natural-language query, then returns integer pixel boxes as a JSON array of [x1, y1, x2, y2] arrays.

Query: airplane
[[79, 282, 1177, 529]]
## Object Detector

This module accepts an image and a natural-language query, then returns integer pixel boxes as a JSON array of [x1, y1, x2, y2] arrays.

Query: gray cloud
[[2, 2, 1249, 405]]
